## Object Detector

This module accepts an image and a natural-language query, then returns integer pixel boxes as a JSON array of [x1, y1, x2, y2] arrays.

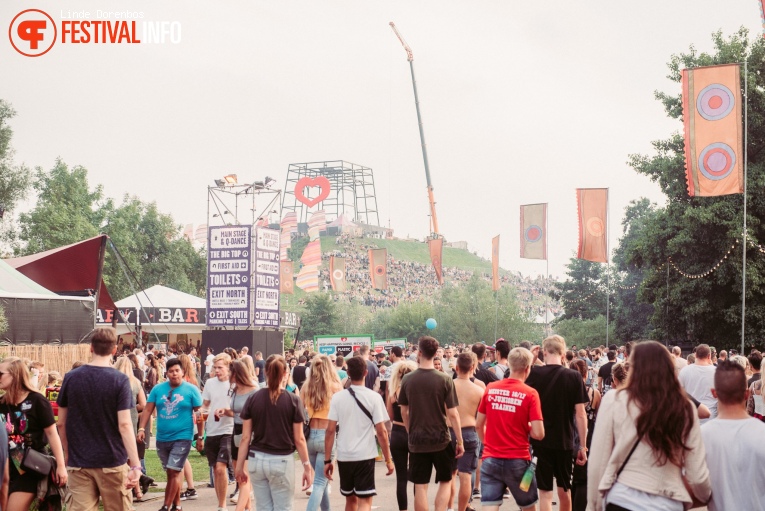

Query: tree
[[554, 315, 614, 348], [622, 30, 765, 348], [611, 199, 658, 341], [0, 100, 31, 221], [0, 305, 7, 336], [552, 258, 607, 322], [368, 301, 435, 344], [300, 293, 338, 339]]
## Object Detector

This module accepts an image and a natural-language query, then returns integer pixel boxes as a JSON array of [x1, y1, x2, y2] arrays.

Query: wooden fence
[[0, 344, 91, 377]]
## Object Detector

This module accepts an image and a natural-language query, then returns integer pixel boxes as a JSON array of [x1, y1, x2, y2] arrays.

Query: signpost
[[206, 225, 252, 326], [373, 338, 406, 353], [252, 227, 280, 328], [314, 334, 373, 358]]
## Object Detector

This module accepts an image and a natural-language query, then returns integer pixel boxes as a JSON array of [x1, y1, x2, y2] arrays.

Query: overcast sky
[[2, 0, 761, 279]]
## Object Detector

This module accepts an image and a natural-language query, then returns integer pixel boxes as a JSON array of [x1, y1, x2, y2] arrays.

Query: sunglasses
[[167, 387, 176, 402]]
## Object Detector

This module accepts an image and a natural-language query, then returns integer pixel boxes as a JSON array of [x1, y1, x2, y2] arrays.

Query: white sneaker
[[306, 484, 313, 496], [229, 491, 239, 504], [217, 508, 227, 511]]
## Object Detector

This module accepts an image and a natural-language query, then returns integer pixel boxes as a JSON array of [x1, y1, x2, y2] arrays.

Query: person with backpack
[[491, 340, 510, 380]]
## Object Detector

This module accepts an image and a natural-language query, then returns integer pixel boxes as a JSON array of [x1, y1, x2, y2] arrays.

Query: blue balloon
[[425, 318, 437, 330]]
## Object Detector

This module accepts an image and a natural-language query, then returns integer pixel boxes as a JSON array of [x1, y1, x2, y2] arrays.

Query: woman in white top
[[588, 341, 711, 511]]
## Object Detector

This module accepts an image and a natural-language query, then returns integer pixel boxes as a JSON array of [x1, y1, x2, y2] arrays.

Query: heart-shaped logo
[[295, 176, 331, 207]]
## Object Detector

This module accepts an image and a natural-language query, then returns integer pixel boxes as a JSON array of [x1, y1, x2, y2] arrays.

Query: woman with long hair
[[218, 360, 258, 511], [179, 354, 199, 388], [235, 355, 313, 511], [588, 341, 711, 511], [127, 353, 144, 384], [570, 358, 601, 511], [114, 356, 151, 500], [386, 360, 417, 511], [299, 355, 342, 511], [145, 353, 162, 395], [0, 357, 67, 510]]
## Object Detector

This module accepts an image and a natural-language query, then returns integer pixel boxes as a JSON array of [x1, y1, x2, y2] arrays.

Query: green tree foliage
[[554, 315, 614, 348], [621, 30, 765, 348], [0, 100, 31, 220], [15, 159, 206, 300], [0, 305, 8, 335], [300, 293, 339, 339], [552, 258, 607, 322], [367, 301, 435, 344], [612, 199, 658, 341]]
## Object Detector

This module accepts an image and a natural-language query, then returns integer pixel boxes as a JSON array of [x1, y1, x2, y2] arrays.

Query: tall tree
[[552, 258, 607, 322], [300, 293, 338, 339], [623, 30, 765, 348], [0, 100, 31, 221]]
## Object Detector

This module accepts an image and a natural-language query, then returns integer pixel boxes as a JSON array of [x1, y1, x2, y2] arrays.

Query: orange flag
[[368, 248, 388, 290], [577, 188, 608, 263], [682, 64, 743, 196], [428, 238, 444, 285], [492, 235, 500, 291], [280, 261, 294, 295], [520, 204, 547, 260], [330, 256, 347, 293]]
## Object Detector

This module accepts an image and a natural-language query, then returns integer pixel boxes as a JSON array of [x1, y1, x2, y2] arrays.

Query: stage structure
[[206, 175, 281, 231], [281, 160, 380, 226]]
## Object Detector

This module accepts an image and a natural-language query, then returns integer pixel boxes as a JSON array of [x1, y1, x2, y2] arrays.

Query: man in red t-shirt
[[476, 347, 544, 511]]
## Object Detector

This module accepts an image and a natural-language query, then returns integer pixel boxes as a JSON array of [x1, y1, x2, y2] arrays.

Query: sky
[[1, 0, 762, 280]]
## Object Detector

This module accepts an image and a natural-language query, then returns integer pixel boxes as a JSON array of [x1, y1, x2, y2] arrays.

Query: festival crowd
[[316, 235, 562, 317], [0, 328, 763, 511]]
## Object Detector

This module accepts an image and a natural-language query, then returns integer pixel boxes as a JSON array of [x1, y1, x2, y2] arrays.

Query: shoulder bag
[[21, 447, 54, 477], [347, 387, 376, 426]]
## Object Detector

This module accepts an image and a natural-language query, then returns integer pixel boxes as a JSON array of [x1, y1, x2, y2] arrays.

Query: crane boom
[[389, 22, 440, 237]]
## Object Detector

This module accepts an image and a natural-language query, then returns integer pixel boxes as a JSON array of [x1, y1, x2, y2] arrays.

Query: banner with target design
[[368, 248, 388, 290], [329, 256, 346, 293], [682, 64, 743, 197], [428, 238, 443, 285], [280, 261, 294, 295], [520, 203, 547, 260], [576, 189, 608, 263]]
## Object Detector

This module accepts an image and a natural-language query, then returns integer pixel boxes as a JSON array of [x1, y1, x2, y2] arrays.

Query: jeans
[[249, 451, 295, 511], [306, 429, 330, 511]]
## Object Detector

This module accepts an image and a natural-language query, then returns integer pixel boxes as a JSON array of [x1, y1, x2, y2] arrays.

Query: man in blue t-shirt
[[138, 358, 203, 511]]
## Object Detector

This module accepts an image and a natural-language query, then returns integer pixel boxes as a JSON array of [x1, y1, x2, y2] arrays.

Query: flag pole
[[741, 60, 748, 354], [545, 205, 549, 334], [494, 290, 499, 341], [606, 188, 610, 345]]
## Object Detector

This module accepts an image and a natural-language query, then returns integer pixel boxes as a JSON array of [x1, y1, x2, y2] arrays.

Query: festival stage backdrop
[[682, 64, 743, 197], [576, 189, 608, 263], [520, 203, 547, 260]]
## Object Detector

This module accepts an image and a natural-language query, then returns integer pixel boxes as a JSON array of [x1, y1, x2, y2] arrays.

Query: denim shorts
[[450, 427, 479, 473], [156, 440, 192, 472], [480, 457, 538, 508]]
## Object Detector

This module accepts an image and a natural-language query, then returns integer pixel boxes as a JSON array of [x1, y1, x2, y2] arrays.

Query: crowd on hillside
[[315, 234, 562, 317]]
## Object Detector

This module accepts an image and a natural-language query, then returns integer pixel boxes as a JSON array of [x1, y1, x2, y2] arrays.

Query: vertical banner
[[329, 256, 347, 293], [492, 235, 500, 291], [520, 203, 547, 260], [206, 225, 251, 326], [252, 227, 280, 327], [368, 248, 388, 290], [300, 240, 322, 266], [576, 189, 608, 263], [296, 265, 320, 293], [428, 238, 444, 285], [280, 261, 294, 295], [760, 0, 765, 38], [682, 64, 743, 196]]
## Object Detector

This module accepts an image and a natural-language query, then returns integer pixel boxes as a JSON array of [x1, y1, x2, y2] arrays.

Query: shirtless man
[[450, 353, 485, 511]]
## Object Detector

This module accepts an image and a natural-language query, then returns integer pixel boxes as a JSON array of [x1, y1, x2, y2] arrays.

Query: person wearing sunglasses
[[138, 358, 203, 511]]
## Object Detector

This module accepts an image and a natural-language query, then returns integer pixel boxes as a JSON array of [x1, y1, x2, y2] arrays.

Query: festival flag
[[256, 216, 269, 228], [280, 260, 294, 295], [308, 210, 327, 229], [428, 238, 444, 285], [576, 189, 608, 263], [520, 203, 547, 260], [182, 224, 194, 242], [280, 211, 298, 233], [300, 239, 322, 267], [760, 0, 765, 38], [492, 235, 500, 291], [368, 248, 388, 290], [329, 256, 347, 293], [279, 231, 292, 261], [295, 264, 319, 293], [682, 64, 743, 196]]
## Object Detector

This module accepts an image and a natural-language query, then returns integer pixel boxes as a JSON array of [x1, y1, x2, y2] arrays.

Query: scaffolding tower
[[281, 160, 380, 226]]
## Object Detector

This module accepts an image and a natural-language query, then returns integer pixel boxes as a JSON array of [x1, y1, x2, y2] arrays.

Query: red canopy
[[5, 235, 116, 309]]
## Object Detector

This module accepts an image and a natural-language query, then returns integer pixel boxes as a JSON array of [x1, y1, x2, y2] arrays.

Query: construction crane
[[389, 22, 440, 238]]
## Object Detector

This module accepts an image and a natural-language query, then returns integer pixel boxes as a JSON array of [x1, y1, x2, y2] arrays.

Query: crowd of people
[[314, 235, 562, 318], [0, 328, 763, 511]]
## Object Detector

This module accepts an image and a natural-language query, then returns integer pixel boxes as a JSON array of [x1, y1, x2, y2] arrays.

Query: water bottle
[[519, 456, 538, 492]]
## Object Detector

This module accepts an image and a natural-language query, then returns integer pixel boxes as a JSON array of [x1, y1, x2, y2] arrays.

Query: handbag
[[21, 447, 54, 477]]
